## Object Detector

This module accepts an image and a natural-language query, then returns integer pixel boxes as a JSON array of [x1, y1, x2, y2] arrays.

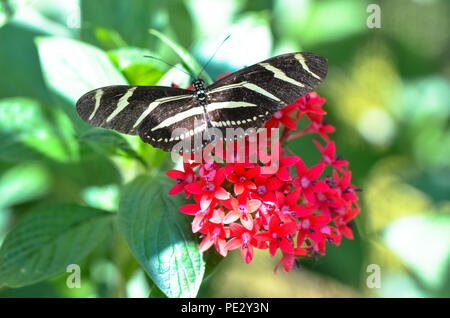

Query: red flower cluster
[[166, 92, 360, 273]]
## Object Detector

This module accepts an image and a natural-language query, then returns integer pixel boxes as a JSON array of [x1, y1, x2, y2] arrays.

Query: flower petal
[[166, 170, 185, 180], [215, 187, 230, 200], [184, 182, 204, 194], [308, 163, 324, 180]]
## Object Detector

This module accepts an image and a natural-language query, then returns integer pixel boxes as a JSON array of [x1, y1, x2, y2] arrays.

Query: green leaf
[[383, 213, 450, 292], [0, 163, 50, 208], [148, 281, 168, 298], [80, 0, 160, 48], [36, 36, 127, 104], [94, 27, 128, 51], [82, 184, 120, 212], [0, 23, 52, 103], [79, 128, 147, 167], [166, 0, 193, 48], [149, 29, 211, 83], [107, 47, 165, 86], [118, 175, 204, 298], [0, 97, 77, 162], [0, 204, 113, 288], [55, 145, 122, 189], [0, 1, 12, 28]]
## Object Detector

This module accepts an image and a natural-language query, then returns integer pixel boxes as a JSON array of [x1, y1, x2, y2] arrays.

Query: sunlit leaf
[[36, 36, 127, 104], [0, 204, 113, 288], [118, 175, 204, 298], [149, 29, 210, 83], [81, 184, 119, 212], [383, 213, 450, 292], [0, 0, 12, 27], [0, 163, 50, 208], [377, 272, 432, 298], [107, 47, 165, 86], [126, 268, 151, 298], [0, 98, 77, 162], [275, 0, 367, 45]]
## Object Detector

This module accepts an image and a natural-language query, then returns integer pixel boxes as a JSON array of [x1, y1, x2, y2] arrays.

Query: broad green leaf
[[118, 175, 204, 298], [0, 97, 77, 162], [383, 213, 450, 292], [0, 163, 50, 208], [107, 47, 165, 86], [54, 145, 123, 189], [36, 36, 127, 104], [0, 204, 113, 288], [149, 29, 211, 83], [79, 128, 147, 167]]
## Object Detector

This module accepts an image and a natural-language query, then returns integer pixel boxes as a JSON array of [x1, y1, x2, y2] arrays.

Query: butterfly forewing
[[207, 52, 327, 105], [204, 52, 328, 141], [76, 85, 194, 135]]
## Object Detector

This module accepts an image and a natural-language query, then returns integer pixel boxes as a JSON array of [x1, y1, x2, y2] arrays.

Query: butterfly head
[[192, 78, 205, 90], [192, 79, 207, 101]]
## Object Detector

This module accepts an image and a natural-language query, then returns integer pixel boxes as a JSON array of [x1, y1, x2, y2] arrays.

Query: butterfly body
[[76, 52, 328, 153]]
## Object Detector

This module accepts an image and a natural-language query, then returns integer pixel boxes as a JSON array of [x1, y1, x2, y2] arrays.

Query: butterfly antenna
[[197, 35, 230, 78], [143, 55, 193, 77]]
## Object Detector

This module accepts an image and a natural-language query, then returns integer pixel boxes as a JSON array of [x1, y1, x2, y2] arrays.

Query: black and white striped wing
[[206, 52, 328, 133], [76, 85, 196, 151]]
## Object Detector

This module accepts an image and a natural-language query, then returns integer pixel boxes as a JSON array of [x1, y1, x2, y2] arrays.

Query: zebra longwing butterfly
[[76, 52, 328, 153]]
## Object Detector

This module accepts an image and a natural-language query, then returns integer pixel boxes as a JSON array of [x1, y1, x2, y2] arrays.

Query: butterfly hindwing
[[206, 85, 276, 141], [138, 100, 211, 153]]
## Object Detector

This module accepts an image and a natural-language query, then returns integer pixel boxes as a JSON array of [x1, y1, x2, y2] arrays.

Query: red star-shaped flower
[[225, 222, 267, 264], [313, 139, 348, 172], [185, 167, 230, 210], [166, 162, 197, 199], [223, 195, 261, 230], [226, 163, 260, 195], [198, 207, 229, 256], [293, 158, 329, 204], [255, 214, 297, 257]]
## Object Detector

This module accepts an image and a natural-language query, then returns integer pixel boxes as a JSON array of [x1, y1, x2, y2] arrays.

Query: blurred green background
[[0, 0, 449, 298]]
